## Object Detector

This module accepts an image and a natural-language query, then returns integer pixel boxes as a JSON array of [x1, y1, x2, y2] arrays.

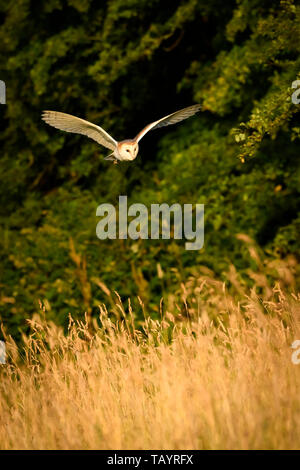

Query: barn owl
[[41, 104, 201, 163]]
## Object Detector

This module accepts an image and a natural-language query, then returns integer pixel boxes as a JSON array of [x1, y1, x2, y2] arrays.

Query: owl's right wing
[[134, 104, 201, 143], [42, 111, 117, 151]]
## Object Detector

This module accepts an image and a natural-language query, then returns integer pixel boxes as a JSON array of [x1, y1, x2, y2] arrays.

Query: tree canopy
[[0, 0, 299, 337]]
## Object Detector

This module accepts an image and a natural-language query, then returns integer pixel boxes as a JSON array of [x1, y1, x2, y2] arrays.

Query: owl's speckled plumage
[[42, 104, 201, 163]]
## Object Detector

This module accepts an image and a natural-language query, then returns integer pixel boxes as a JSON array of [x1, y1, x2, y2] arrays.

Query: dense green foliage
[[0, 0, 299, 336]]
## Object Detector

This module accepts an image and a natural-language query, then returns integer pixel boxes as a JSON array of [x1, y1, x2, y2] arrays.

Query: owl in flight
[[42, 104, 201, 163]]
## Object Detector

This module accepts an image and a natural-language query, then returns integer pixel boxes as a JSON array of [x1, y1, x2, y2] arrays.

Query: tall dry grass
[[1, 273, 300, 450]]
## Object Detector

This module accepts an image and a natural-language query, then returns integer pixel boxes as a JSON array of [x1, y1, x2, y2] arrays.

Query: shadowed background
[[0, 0, 299, 337]]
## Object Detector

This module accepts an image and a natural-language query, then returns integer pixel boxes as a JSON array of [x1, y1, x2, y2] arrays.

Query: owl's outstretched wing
[[134, 104, 201, 143], [42, 111, 117, 151]]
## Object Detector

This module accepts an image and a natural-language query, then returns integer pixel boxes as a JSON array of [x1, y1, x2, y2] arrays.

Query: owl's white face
[[118, 141, 139, 161]]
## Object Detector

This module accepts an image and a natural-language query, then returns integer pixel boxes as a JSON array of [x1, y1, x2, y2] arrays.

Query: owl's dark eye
[[126, 149, 129, 152]]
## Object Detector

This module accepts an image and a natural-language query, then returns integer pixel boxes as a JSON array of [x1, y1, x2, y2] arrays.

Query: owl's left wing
[[134, 104, 201, 143], [41, 111, 117, 151]]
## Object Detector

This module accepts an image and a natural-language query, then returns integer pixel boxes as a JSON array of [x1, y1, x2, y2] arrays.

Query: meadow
[[1, 266, 299, 450]]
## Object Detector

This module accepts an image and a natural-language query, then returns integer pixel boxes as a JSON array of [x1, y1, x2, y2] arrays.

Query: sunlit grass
[[1, 277, 300, 450]]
